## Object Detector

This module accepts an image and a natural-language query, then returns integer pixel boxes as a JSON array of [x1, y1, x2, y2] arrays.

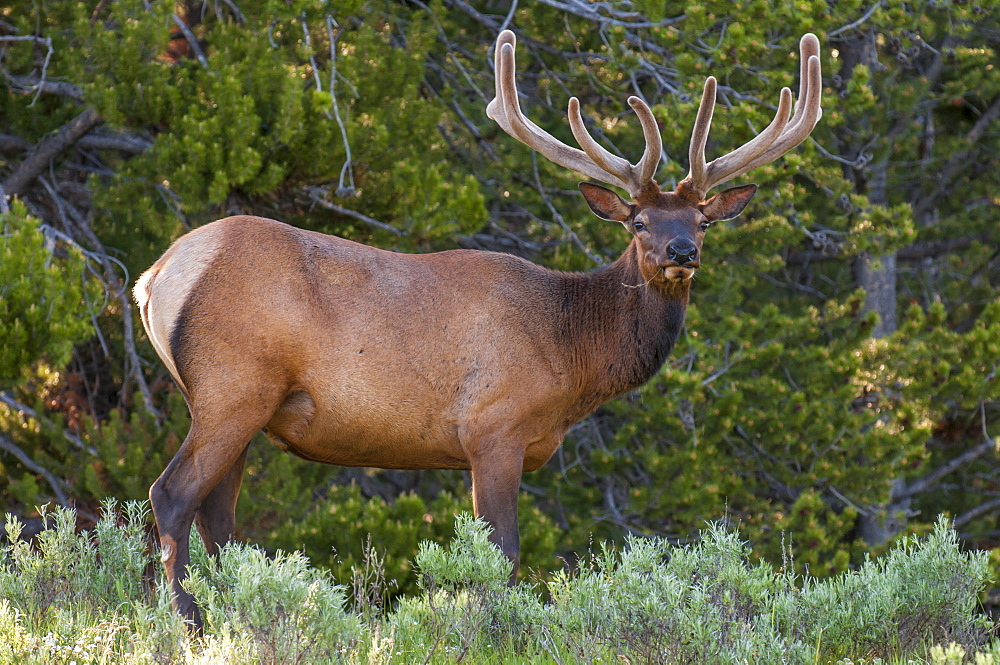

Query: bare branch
[[36, 182, 162, 422], [78, 131, 153, 154], [326, 14, 356, 198], [0, 34, 54, 105], [785, 232, 994, 264], [899, 440, 997, 500], [172, 14, 209, 68], [955, 497, 1000, 529], [0, 433, 69, 507], [2, 107, 104, 196], [219, 0, 247, 24], [532, 0, 685, 28], [304, 187, 405, 236], [828, 1, 885, 38], [0, 134, 32, 153], [2, 74, 84, 101], [528, 152, 602, 266], [300, 13, 323, 91], [2, 130, 149, 155], [913, 95, 1000, 220], [0, 391, 98, 457]]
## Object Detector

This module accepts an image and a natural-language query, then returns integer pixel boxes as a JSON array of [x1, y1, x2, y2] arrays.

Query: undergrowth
[[0, 502, 996, 664]]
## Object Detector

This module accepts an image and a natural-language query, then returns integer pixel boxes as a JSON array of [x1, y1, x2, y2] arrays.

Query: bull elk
[[135, 29, 821, 625]]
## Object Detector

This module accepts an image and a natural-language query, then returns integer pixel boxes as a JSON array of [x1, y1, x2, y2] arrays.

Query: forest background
[[1, 0, 998, 602]]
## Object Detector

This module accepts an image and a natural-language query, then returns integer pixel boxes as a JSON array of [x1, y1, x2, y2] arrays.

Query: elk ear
[[579, 183, 635, 223], [700, 184, 758, 222]]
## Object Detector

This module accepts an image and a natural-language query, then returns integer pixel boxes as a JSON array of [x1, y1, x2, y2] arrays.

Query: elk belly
[[262, 386, 469, 470]]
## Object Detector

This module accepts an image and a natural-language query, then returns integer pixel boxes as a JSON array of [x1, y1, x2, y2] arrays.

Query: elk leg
[[469, 449, 524, 584], [193, 443, 250, 557], [150, 402, 274, 627]]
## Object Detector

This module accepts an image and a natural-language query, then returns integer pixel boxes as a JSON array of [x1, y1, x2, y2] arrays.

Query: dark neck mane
[[559, 241, 690, 408]]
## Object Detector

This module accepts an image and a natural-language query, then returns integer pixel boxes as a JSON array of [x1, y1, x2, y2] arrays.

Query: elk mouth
[[662, 262, 699, 281]]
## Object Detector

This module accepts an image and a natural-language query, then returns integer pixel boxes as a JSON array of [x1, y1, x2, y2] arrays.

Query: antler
[[486, 30, 662, 200], [680, 33, 823, 200]]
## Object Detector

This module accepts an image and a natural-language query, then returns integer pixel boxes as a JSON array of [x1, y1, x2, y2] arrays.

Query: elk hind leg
[[193, 443, 250, 557], [151, 397, 278, 626]]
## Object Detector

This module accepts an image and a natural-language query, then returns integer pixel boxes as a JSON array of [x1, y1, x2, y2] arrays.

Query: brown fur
[[136, 183, 755, 626]]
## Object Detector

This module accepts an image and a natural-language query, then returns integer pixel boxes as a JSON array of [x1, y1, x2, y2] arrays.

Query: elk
[[135, 30, 821, 625]]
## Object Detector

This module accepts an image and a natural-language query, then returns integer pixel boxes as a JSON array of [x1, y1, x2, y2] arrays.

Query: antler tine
[[680, 33, 823, 199], [494, 40, 628, 189], [629, 96, 664, 186], [687, 76, 718, 193], [733, 35, 822, 176], [485, 30, 517, 136], [567, 97, 632, 176], [486, 29, 661, 199], [568, 94, 664, 198], [698, 87, 794, 191]]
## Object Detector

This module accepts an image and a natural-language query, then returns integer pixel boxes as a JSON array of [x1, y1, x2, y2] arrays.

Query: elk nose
[[666, 241, 698, 265]]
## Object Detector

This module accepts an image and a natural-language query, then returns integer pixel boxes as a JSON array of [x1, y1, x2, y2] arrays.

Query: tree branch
[[3, 74, 85, 101], [784, 233, 994, 264], [304, 187, 405, 236], [172, 14, 209, 68], [0, 433, 69, 507], [0, 391, 98, 456], [912, 95, 1000, 221], [955, 497, 1000, 529], [36, 181, 162, 423], [2, 107, 103, 196], [900, 438, 997, 500], [1, 130, 152, 155]]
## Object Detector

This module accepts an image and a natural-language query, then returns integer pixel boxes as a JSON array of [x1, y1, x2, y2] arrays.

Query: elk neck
[[557, 239, 690, 407]]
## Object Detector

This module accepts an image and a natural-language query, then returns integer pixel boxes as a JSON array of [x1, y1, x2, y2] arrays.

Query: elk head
[[486, 30, 822, 284]]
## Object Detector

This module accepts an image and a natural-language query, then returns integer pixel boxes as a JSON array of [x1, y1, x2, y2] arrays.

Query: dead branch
[[955, 497, 1000, 529], [912, 95, 1000, 221], [0, 391, 98, 456], [325, 15, 356, 198], [2, 107, 103, 196], [172, 14, 209, 68], [1, 130, 152, 155], [36, 180, 162, 423], [0, 433, 69, 507], [3, 74, 85, 101], [303, 187, 404, 236], [0, 34, 54, 105], [532, 0, 685, 28], [0, 134, 30, 153], [78, 131, 153, 154], [899, 403, 998, 500], [784, 233, 994, 265]]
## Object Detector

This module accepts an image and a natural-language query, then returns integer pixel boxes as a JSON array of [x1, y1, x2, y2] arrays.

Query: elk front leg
[[468, 446, 523, 584]]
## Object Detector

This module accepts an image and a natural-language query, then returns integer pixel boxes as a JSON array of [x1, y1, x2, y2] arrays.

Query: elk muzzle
[[666, 240, 699, 267]]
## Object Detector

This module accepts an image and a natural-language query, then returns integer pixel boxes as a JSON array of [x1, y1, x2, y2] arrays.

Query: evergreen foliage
[[0, 202, 98, 386]]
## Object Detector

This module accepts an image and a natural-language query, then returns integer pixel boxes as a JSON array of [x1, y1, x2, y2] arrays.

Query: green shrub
[[259, 481, 559, 600], [183, 540, 362, 664], [381, 514, 547, 664], [0, 200, 100, 386], [543, 523, 808, 664], [0, 500, 150, 631], [795, 515, 993, 661], [0, 505, 992, 663]]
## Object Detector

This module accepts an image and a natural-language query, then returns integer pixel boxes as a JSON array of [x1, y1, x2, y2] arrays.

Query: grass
[[0, 502, 996, 664]]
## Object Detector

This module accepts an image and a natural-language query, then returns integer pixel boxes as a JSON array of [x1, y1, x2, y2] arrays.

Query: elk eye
[[699, 221, 712, 231], [633, 221, 645, 232]]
